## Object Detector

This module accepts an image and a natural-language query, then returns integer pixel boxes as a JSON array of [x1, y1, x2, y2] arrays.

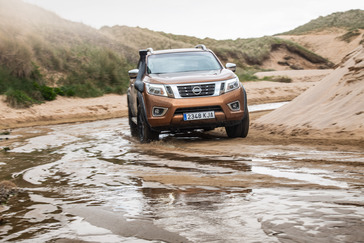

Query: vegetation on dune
[[103, 26, 332, 68], [0, 39, 134, 107], [235, 67, 292, 83], [158, 32, 292, 66], [337, 29, 362, 43], [58, 45, 134, 98], [213, 36, 332, 67], [0, 0, 135, 108], [279, 9, 364, 35]]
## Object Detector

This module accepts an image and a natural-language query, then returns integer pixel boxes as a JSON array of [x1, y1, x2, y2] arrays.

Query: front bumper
[[143, 87, 247, 132]]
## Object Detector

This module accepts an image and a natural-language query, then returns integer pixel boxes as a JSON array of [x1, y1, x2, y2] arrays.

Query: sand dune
[[255, 44, 364, 140]]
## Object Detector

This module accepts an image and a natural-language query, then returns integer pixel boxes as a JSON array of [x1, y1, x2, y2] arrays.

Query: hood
[[146, 69, 236, 85]]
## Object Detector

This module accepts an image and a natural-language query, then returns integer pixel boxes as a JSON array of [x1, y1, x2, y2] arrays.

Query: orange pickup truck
[[127, 45, 249, 143]]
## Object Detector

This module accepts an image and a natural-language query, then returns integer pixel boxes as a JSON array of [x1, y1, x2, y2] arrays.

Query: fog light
[[228, 101, 240, 111], [152, 107, 168, 117]]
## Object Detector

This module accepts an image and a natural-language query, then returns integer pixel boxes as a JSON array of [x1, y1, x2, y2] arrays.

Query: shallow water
[[0, 118, 363, 242]]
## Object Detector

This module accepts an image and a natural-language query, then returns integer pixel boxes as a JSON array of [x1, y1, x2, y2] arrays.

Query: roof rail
[[195, 44, 207, 51]]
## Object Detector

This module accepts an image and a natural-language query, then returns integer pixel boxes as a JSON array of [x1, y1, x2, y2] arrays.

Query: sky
[[24, 0, 364, 40]]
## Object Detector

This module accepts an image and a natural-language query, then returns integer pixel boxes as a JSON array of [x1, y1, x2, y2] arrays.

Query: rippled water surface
[[0, 118, 363, 242]]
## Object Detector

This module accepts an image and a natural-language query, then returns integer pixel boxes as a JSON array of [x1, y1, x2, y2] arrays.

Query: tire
[[137, 104, 159, 143], [128, 104, 138, 137], [225, 112, 249, 138], [240, 112, 249, 138]]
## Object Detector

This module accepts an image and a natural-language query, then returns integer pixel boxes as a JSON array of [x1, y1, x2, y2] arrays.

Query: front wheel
[[137, 104, 159, 143], [225, 112, 249, 138]]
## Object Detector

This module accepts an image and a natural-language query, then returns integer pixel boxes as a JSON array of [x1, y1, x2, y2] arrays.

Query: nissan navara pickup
[[127, 44, 249, 143]]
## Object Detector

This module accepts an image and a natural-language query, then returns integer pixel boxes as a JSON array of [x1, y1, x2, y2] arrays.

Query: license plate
[[183, 111, 215, 121]]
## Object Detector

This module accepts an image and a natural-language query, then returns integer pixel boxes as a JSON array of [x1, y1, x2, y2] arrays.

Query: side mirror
[[226, 63, 236, 72], [135, 80, 144, 93], [128, 69, 139, 79]]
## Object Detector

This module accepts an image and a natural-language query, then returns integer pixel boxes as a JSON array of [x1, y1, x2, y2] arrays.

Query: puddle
[[0, 118, 363, 242]]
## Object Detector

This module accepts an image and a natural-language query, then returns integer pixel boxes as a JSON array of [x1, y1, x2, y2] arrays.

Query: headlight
[[146, 84, 175, 98], [146, 83, 167, 97], [223, 77, 240, 93]]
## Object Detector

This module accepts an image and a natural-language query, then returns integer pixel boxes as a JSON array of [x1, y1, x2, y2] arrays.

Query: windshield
[[147, 51, 222, 74]]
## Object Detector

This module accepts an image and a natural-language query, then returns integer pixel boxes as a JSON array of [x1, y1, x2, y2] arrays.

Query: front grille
[[177, 83, 215, 97], [174, 106, 223, 115]]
